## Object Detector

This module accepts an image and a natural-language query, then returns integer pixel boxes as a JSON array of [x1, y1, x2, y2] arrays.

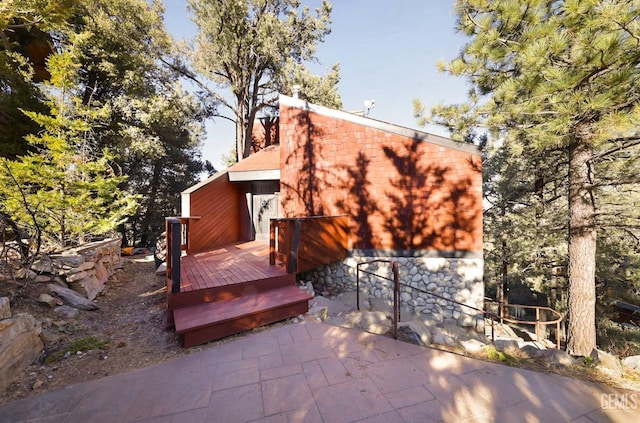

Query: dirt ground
[[1, 255, 639, 406], [1, 254, 193, 405]]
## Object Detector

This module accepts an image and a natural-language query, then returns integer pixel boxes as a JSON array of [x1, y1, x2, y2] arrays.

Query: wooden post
[[269, 219, 276, 265], [167, 218, 182, 294], [535, 307, 541, 342], [392, 261, 399, 340], [287, 219, 302, 274]]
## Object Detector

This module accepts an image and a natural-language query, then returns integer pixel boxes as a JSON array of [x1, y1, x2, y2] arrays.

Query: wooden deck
[[166, 240, 312, 347], [167, 240, 297, 310], [178, 241, 286, 293]]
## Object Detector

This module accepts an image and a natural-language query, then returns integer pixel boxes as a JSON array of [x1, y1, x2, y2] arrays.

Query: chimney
[[292, 85, 301, 99]]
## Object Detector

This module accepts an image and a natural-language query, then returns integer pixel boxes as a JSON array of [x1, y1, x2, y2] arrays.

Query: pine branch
[[1, 159, 42, 256]]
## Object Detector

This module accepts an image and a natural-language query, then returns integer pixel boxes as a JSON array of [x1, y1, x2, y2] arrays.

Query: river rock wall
[[300, 254, 485, 329]]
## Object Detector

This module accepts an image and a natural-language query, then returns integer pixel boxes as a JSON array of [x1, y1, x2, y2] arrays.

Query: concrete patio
[[1, 321, 638, 422]]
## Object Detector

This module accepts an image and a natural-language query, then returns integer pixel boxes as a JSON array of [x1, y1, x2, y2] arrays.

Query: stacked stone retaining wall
[[301, 253, 484, 329], [32, 238, 122, 300]]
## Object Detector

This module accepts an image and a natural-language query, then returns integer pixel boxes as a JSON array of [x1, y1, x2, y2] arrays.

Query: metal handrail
[[484, 299, 563, 348], [355, 260, 563, 348], [356, 260, 399, 339]]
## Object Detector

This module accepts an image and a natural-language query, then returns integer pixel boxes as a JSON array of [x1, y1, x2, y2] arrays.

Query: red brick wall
[[279, 105, 482, 252]]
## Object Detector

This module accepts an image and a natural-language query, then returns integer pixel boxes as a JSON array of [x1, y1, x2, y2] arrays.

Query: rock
[[0, 297, 11, 320], [31, 259, 53, 273], [308, 306, 328, 321], [591, 349, 623, 375], [431, 327, 457, 347], [69, 274, 103, 301], [52, 255, 84, 267], [494, 339, 521, 356], [622, 355, 640, 370], [398, 318, 433, 346], [303, 313, 322, 323], [48, 284, 98, 311], [54, 305, 80, 319], [620, 322, 640, 331], [40, 329, 63, 345], [0, 313, 43, 392], [51, 276, 68, 288], [66, 271, 88, 282], [94, 260, 109, 284], [15, 267, 36, 280], [298, 281, 314, 297], [460, 338, 487, 355], [37, 293, 62, 308], [78, 261, 96, 272], [35, 275, 52, 283], [520, 344, 547, 359], [32, 380, 44, 390], [538, 349, 577, 366], [155, 263, 166, 275]]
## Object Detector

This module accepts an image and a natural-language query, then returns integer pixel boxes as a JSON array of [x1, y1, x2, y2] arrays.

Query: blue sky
[[162, 1, 471, 170]]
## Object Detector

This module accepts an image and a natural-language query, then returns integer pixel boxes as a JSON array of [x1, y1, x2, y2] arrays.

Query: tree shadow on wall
[[335, 152, 381, 249], [382, 139, 479, 251], [279, 108, 339, 217]]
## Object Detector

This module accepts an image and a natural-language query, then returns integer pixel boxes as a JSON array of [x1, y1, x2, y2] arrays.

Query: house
[[167, 94, 483, 346]]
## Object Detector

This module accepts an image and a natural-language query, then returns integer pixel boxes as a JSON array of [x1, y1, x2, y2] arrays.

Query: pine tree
[[186, 0, 341, 162], [425, 0, 640, 356], [0, 32, 138, 251]]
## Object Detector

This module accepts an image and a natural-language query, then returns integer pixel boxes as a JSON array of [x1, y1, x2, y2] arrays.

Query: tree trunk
[[499, 237, 508, 318], [236, 114, 245, 163], [244, 117, 254, 159], [566, 140, 597, 356], [139, 160, 162, 247]]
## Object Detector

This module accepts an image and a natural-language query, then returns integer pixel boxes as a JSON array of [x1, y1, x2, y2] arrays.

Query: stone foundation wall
[[32, 238, 122, 300], [300, 252, 484, 329]]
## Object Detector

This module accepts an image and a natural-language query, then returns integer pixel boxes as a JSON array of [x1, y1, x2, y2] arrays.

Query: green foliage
[[0, 0, 77, 158], [484, 345, 517, 364], [57, 0, 208, 247], [1, 0, 209, 250], [0, 32, 139, 250], [280, 60, 342, 109], [583, 355, 595, 366], [44, 336, 111, 364], [425, 0, 640, 356], [187, 0, 341, 161], [597, 319, 640, 358]]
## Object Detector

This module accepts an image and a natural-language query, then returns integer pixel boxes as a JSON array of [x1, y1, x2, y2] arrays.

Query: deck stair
[[173, 282, 311, 347], [164, 214, 348, 348], [165, 240, 313, 347]]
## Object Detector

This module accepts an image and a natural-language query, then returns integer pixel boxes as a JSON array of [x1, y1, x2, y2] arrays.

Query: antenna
[[364, 99, 375, 116]]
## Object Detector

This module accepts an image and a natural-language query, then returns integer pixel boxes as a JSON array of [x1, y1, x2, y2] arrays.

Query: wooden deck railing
[[165, 216, 200, 294], [269, 215, 349, 274]]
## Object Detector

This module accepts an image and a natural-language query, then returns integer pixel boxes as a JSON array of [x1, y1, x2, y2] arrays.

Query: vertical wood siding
[[185, 173, 246, 253], [297, 215, 349, 272]]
